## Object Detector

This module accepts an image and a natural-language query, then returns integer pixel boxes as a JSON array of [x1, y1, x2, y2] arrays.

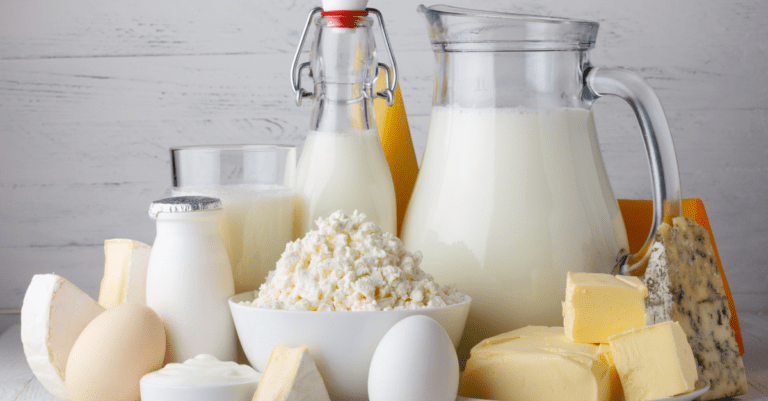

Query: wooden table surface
[[1, 312, 766, 401]]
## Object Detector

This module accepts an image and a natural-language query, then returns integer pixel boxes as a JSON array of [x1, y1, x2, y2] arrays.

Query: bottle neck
[[309, 15, 377, 133], [310, 83, 375, 132]]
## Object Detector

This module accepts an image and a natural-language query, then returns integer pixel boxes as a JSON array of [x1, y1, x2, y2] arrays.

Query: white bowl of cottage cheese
[[228, 210, 471, 401]]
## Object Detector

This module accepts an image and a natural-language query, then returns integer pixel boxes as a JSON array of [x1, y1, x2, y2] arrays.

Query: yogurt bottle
[[146, 196, 236, 363]]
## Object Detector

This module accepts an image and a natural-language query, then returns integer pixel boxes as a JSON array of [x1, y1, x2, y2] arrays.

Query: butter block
[[98, 239, 151, 308], [644, 217, 747, 400], [608, 321, 697, 401], [460, 326, 623, 401], [253, 345, 331, 401], [21, 274, 106, 400], [563, 272, 647, 344]]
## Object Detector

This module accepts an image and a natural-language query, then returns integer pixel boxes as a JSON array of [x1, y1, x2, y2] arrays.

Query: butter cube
[[563, 272, 647, 344], [608, 321, 698, 401], [460, 326, 623, 401]]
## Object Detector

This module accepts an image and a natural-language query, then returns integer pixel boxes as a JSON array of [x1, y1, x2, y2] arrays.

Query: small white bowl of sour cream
[[140, 354, 260, 401]]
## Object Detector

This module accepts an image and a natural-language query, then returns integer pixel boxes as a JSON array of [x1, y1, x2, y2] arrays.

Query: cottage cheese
[[246, 210, 464, 311]]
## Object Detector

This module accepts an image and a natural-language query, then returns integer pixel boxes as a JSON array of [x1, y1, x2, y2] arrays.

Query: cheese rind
[[643, 217, 747, 400], [98, 239, 151, 308], [608, 321, 698, 401], [563, 272, 647, 344], [21, 274, 105, 400], [252, 345, 331, 401], [459, 326, 623, 401]]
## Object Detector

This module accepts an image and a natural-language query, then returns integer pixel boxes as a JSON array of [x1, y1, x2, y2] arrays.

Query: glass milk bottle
[[290, 4, 398, 236], [145, 196, 237, 363]]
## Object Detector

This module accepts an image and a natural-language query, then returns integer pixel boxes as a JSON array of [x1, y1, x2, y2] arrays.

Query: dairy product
[[295, 130, 396, 237], [459, 326, 623, 401], [248, 210, 463, 311], [21, 274, 106, 401], [173, 185, 294, 294], [563, 272, 647, 344], [643, 217, 747, 400], [65, 303, 166, 401], [608, 321, 698, 401], [252, 345, 331, 401], [146, 198, 236, 363], [401, 106, 629, 362], [98, 239, 151, 308], [141, 354, 259, 401]]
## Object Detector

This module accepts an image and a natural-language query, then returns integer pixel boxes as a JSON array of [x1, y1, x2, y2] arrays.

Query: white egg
[[368, 315, 459, 401]]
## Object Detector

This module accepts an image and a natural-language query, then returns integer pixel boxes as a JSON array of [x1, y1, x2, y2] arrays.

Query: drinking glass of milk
[[170, 145, 296, 294]]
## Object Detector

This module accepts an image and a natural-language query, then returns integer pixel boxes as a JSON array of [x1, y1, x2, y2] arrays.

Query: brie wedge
[[21, 274, 105, 400], [252, 344, 331, 401]]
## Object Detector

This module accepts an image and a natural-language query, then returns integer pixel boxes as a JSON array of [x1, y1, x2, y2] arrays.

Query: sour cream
[[141, 354, 260, 401]]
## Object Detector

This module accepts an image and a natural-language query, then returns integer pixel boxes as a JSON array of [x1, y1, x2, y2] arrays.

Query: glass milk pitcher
[[401, 5, 682, 362]]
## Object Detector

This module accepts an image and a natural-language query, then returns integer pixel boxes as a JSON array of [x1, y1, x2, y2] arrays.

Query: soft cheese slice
[[563, 272, 647, 344], [460, 326, 623, 401], [21, 274, 106, 400], [643, 217, 747, 400], [608, 321, 698, 401], [98, 239, 151, 308], [252, 344, 331, 401]]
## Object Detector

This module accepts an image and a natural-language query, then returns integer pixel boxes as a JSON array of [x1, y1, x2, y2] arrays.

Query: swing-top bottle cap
[[322, 0, 367, 11]]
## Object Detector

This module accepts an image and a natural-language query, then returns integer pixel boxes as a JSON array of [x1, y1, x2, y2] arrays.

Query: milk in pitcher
[[401, 106, 629, 358]]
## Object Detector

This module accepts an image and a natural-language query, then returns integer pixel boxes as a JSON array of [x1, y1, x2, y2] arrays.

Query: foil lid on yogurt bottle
[[148, 196, 222, 219]]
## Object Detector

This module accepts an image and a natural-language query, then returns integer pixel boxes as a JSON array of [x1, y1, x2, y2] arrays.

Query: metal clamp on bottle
[[290, 7, 399, 107]]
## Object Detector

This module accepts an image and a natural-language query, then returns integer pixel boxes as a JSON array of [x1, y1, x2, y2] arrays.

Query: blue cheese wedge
[[21, 274, 105, 400], [643, 217, 747, 400]]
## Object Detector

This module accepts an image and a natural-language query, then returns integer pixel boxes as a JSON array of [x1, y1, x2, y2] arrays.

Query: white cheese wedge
[[21, 274, 105, 400], [98, 239, 151, 308], [252, 345, 331, 401], [643, 217, 747, 400]]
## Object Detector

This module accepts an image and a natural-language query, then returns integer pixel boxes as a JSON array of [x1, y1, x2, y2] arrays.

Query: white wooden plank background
[[1, 0, 767, 335]]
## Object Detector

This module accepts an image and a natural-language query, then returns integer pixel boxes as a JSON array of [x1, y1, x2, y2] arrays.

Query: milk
[[401, 107, 629, 362], [173, 185, 294, 294], [295, 129, 397, 236]]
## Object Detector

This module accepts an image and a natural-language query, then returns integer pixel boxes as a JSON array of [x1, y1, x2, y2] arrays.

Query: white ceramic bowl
[[229, 292, 471, 401], [140, 380, 259, 401]]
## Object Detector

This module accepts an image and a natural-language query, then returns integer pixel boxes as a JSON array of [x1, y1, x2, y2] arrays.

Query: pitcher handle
[[583, 66, 682, 276]]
